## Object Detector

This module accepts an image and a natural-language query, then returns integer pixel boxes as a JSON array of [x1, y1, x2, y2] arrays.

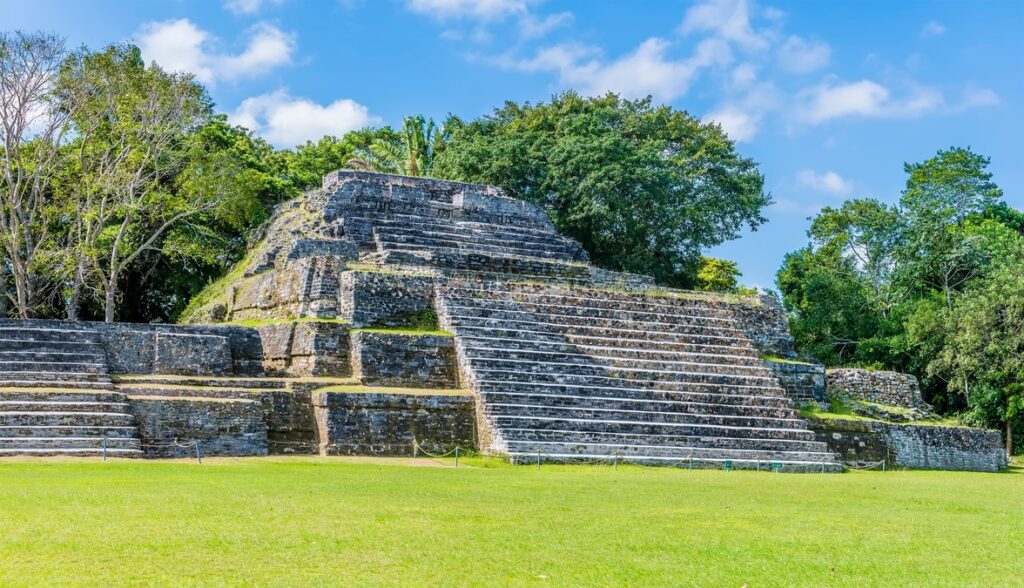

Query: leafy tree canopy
[[432, 92, 770, 287]]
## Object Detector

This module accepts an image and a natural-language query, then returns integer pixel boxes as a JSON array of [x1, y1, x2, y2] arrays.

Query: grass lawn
[[1, 457, 1021, 587]]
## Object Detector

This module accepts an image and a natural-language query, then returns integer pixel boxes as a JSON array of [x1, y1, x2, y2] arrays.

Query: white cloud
[[136, 20, 295, 85], [406, 0, 527, 22], [705, 106, 759, 142], [794, 79, 943, 124], [224, 0, 285, 15], [519, 11, 573, 40], [730, 63, 758, 89], [680, 0, 770, 52], [703, 81, 781, 142], [958, 85, 1000, 109], [777, 35, 830, 73], [230, 89, 379, 147], [797, 169, 854, 196], [502, 37, 730, 102], [920, 21, 946, 37]]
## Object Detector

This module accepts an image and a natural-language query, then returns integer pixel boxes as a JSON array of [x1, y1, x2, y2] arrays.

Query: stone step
[[112, 375, 284, 389], [462, 346, 771, 375], [505, 451, 842, 472], [502, 440, 835, 464], [470, 360, 779, 388], [476, 381, 795, 408], [475, 371, 787, 397], [454, 328, 759, 357], [378, 240, 579, 267], [449, 294, 740, 327], [0, 350, 107, 363], [445, 316, 755, 348], [0, 412, 135, 427], [478, 390, 799, 418], [375, 229, 581, 261], [444, 305, 749, 338], [477, 381, 790, 407], [498, 427, 831, 453], [0, 436, 141, 450], [0, 338, 103, 353], [0, 361, 107, 374], [361, 214, 581, 248], [0, 425, 137, 438], [0, 401, 129, 413], [0, 371, 110, 383], [0, 388, 123, 402], [0, 447, 143, 458], [445, 284, 740, 317], [485, 402, 806, 430], [0, 326, 102, 343], [0, 379, 113, 389], [490, 414, 818, 442], [383, 250, 590, 279], [457, 335, 762, 364]]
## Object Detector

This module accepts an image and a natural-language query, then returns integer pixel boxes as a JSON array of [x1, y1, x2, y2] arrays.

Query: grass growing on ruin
[[0, 458, 1021, 587]]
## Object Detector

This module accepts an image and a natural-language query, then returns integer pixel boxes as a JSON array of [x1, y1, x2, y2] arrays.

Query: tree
[[0, 31, 71, 317], [938, 255, 1024, 455], [898, 147, 1003, 311], [283, 128, 398, 191], [694, 257, 741, 293], [354, 115, 452, 177], [57, 44, 221, 322], [433, 92, 770, 286]]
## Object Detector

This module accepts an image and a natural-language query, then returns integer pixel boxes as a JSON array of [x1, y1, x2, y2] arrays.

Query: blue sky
[[7, 0, 1023, 289]]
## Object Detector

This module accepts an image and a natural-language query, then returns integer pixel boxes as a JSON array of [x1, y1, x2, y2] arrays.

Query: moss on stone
[[224, 317, 350, 328], [352, 328, 453, 337]]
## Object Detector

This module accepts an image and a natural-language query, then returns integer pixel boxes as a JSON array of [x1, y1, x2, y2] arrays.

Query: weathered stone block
[[764, 359, 826, 404], [827, 368, 930, 409], [128, 396, 268, 458], [352, 331, 458, 388], [312, 390, 475, 455], [153, 332, 231, 376], [338, 271, 435, 328]]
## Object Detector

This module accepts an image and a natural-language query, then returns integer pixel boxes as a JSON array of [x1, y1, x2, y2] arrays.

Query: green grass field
[[1, 457, 1021, 587]]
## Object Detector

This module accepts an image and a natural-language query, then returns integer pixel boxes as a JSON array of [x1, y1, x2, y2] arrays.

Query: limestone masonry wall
[[764, 360, 826, 404], [352, 332, 458, 388], [809, 418, 1006, 471], [313, 390, 475, 455], [339, 271, 435, 327], [254, 320, 351, 377], [728, 293, 797, 357], [128, 396, 268, 458], [827, 368, 929, 409]]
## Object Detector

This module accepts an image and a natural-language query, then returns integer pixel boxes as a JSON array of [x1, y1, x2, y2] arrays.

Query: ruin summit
[[0, 171, 1006, 471]]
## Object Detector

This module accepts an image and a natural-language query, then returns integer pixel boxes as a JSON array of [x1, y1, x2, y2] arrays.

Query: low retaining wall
[[809, 418, 1006, 471], [827, 368, 929, 409], [313, 390, 475, 455], [254, 320, 351, 377], [764, 360, 825, 404], [128, 396, 268, 458], [352, 331, 458, 388]]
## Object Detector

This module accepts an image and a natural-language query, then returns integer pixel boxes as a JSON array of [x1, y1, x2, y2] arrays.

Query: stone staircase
[[0, 322, 142, 457], [438, 281, 842, 472]]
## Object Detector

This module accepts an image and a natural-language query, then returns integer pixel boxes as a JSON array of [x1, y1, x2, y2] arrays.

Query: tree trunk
[[0, 259, 7, 318], [1008, 421, 1014, 458], [67, 258, 84, 321], [104, 281, 116, 323]]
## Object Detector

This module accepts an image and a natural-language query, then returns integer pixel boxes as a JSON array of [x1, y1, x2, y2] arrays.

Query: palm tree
[[346, 115, 456, 177]]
